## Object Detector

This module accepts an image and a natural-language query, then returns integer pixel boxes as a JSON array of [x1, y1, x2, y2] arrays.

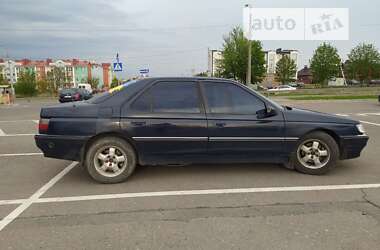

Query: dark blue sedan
[[35, 78, 369, 183]]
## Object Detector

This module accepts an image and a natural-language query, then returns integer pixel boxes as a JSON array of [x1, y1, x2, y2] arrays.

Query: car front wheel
[[292, 132, 339, 175], [85, 137, 137, 184]]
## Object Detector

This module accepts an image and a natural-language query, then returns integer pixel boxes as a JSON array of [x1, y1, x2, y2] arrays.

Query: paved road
[[0, 98, 379, 249]]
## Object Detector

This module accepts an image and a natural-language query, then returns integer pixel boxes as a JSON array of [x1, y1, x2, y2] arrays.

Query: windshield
[[87, 80, 139, 104]]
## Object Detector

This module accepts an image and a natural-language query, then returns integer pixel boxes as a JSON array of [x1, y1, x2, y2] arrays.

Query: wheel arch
[[301, 128, 342, 155], [81, 132, 139, 164]]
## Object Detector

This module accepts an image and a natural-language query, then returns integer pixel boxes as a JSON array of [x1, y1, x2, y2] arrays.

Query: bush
[[15, 71, 37, 97]]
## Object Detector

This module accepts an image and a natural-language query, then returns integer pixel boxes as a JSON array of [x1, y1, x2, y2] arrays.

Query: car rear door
[[201, 81, 286, 163], [120, 80, 208, 164]]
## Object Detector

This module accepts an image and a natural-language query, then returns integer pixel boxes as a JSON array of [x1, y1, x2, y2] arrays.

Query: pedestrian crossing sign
[[113, 62, 123, 72]]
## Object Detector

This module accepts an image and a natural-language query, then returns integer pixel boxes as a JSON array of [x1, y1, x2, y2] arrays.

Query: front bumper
[[35, 134, 90, 161], [340, 135, 369, 160]]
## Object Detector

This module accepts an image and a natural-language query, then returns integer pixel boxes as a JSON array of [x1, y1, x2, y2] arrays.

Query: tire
[[290, 131, 339, 175], [85, 137, 137, 184]]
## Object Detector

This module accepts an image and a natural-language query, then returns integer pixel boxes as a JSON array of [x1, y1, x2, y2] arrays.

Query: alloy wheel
[[94, 146, 128, 178], [297, 139, 330, 170]]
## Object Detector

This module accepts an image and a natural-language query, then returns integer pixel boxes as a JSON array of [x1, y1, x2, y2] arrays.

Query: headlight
[[356, 124, 366, 135]]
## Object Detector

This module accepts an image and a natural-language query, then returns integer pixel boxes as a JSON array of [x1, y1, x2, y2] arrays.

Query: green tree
[[346, 43, 380, 85], [0, 72, 7, 85], [46, 67, 66, 93], [110, 76, 119, 88], [218, 26, 266, 85], [36, 79, 50, 94], [310, 43, 341, 86], [0, 66, 7, 85], [275, 55, 297, 84], [88, 77, 100, 90], [15, 71, 37, 97], [194, 71, 208, 77]]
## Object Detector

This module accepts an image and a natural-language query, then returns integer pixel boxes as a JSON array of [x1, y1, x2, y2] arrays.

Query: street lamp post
[[245, 4, 252, 85]]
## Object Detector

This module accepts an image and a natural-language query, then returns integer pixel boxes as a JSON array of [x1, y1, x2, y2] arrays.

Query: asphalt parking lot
[[0, 98, 380, 249]]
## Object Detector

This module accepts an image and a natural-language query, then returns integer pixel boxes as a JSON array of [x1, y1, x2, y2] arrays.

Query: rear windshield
[[60, 88, 78, 94], [87, 80, 139, 104]]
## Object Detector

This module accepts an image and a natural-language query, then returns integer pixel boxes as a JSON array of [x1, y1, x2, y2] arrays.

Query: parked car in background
[[58, 88, 92, 103], [78, 83, 93, 93], [36, 78, 368, 184], [268, 85, 297, 92]]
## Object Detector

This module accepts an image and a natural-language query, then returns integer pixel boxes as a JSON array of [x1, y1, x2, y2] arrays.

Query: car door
[[201, 81, 286, 163], [120, 80, 208, 165]]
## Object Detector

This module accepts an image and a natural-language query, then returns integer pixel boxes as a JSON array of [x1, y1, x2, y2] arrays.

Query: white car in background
[[78, 83, 93, 94], [268, 85, 297, 92]]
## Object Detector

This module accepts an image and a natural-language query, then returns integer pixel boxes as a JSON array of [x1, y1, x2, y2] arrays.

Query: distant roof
[[298, 66, 312, 77]]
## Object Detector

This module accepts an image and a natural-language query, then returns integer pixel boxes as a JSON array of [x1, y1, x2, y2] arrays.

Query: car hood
[[284, 107, 358, 124], [40, 101, 101, 118]]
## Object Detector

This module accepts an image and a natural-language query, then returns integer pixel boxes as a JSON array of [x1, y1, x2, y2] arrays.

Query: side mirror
[[256, 106, 277, 119]]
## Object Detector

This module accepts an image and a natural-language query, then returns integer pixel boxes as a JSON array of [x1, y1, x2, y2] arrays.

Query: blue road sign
[[139, 68, 149, 74], [113, 53, 123, 72], [113, 62, 123, 72]]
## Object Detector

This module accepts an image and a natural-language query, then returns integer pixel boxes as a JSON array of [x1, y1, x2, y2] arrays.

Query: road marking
[[335, 114, 349, 117], [0, 162, 77, 232], [360, 121, 380, 127], [0, 199, 27, 206], [0, 153, 43, 157], [33, 120, 39, 124], [36, 183, 380, 204], [0, 134, 35, 137], [0, 183, 380, 206], [0, 120, 38, 123], [357, 114, 368, 117], [0, 128, 5, 136]]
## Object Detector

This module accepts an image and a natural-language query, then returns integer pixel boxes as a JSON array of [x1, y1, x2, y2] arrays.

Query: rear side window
[[130, 81, 201, 113], [203, 82, 265, 114]]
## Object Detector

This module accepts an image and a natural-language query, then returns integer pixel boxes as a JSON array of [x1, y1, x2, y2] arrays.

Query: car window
[[130, 88, 152, 112], [203, 82, 265, 114], [131, 81, 201, 113]]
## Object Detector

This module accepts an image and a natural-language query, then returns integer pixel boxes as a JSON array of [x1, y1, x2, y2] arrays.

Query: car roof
[[145, 77, 237, 82]]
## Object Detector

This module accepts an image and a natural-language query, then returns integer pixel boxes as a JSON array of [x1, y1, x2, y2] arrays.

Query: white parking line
[[0, 128, 5, 136], [0, 183, 380, 207], [0, 134, 35, 137], [0, 120, 38, 123], [0, 199, 27, 206], [360, 121, 380, 127], [36, 183, 380, 204], [0, 162, 77, 232], [0, 153, 43, 157], [335, 114, 349, 117]]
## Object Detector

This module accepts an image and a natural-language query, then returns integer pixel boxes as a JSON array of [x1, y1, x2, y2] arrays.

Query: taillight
[[38, 118, 50, 134]]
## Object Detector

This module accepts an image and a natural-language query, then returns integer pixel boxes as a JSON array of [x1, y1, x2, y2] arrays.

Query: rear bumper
[[35, 134, 90, 161], [340, 135, 369, 160]]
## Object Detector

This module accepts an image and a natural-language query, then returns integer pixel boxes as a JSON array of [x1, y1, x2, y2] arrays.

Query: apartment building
[[0, 58, 112, 88]]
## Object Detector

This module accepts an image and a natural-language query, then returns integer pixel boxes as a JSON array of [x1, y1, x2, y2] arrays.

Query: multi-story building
[[207, 49, 223, 77], [263, 48, 300, 86], [0, 59, 22, 84], [0, 58, 112, 88], [265, 49, 299, 76]]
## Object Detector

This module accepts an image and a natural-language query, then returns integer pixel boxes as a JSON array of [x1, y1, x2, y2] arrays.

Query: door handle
[[131, 121, 146, 126], [215, 122, 226, 128]]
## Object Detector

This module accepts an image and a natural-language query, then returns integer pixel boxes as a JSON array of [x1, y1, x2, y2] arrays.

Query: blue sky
[[0, 0, 379, 78]]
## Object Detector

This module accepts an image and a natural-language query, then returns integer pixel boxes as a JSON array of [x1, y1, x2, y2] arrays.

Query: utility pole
[[246, 40, 252, 85], [245, 4, 252, 85]]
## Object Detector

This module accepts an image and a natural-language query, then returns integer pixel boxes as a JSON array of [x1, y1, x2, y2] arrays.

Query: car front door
[[201, 81, 286, 163], [120, 80, 208, 165]]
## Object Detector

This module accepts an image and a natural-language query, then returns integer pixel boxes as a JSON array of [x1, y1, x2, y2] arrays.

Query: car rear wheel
[[291, 132, 339, 175], [85, 137, 137, 184]]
